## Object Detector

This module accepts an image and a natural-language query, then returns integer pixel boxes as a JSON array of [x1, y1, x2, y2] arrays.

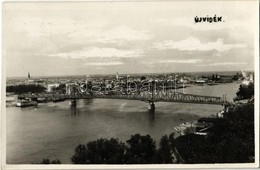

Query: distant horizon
[[6, 70, 254, 79]]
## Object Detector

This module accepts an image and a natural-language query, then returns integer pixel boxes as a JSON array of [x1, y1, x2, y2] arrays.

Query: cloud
[[159, 59, 202, 64], [142, 59, 202, 64], [11, 17, 108, 37], [196, 62, 247, 67], [10, 17, 152, 46], [49, 47, 143, 59], [153, 38, 247, 51], [85, 61, 123, 66], [69, 25, 153, 44]]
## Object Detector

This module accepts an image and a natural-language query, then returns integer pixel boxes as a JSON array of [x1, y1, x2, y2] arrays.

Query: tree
[[141, 76, 146, 81], [125, 134, 156, 164], [71, 138, 126, 164], [156, 135, 173, 163], [236, 83, 254, 99], [211, 74, 216, 81], [6, 84, 46, 94], [168, 132, 175, 149], [53, 84, 66, 94], [232, 73, 239, 81], [71, 144, 88, 164], [40, 158, 61, 164], [224, 103, 254, 161], [173, 103, 255, 163]]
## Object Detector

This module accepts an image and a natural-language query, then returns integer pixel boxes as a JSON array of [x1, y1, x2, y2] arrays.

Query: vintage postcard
[[1, 1, 259, 169]]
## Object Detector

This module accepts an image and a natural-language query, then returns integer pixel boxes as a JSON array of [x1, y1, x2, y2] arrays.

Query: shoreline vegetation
[[36, 82, 254, 164]]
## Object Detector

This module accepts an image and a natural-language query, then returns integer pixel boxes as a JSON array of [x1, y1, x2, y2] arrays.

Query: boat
[[195, 79, 206, 84], [37, 98, 47, 103], [16, 100, 38, 107]]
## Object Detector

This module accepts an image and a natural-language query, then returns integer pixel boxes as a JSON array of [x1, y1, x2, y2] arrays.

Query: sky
[[3, 1, 258, 77]]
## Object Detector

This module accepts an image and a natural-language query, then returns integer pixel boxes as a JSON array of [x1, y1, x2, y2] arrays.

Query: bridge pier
[[148, 101, 155, 111]]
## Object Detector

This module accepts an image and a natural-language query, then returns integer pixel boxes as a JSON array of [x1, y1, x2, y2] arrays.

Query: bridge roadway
[[18, 91, 226, 105]]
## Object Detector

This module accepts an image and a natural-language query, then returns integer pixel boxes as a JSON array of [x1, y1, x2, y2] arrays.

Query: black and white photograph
[[1, 1, 259, 169]]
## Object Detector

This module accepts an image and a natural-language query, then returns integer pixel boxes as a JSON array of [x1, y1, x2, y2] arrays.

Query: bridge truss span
[[18, 91, 225, 105], [94, 91, 224, 105]]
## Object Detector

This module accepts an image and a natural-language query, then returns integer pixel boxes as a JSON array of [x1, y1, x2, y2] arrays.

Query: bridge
[[18, 90, 228, 111]]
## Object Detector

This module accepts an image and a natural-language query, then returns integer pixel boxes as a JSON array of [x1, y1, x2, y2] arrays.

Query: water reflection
[[82, 99, 93, 105], [20, 105, 38, 111], [70, 106, 79, 117], [148, 110, 155, 127]]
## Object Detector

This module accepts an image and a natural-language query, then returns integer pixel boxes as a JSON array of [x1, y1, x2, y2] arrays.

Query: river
[[6, 82, 240, 164]]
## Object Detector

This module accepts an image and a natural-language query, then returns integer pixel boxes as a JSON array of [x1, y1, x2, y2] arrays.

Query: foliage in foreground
[[40, 158, 61, 164], [71, 133, 176, 164], [71, 138, 126, 164], [174, 103, 254, 163], [236, 83, 254, 100]]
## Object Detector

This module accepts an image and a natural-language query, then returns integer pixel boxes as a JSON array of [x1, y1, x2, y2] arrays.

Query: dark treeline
[[174, 102, 254, 163], [71, 133, 178, 164], [6, 84, 46, 94]]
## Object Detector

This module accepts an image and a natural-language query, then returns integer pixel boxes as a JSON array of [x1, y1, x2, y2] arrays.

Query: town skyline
[[6, 70, 254, 79]]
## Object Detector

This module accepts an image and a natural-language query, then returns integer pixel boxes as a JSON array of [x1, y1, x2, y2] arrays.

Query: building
[[47, 83, 60, 92]]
